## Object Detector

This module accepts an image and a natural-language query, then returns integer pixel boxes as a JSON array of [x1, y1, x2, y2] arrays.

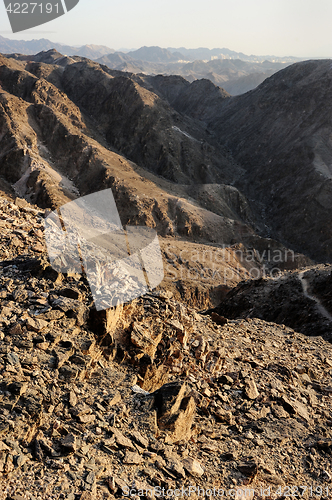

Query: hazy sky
[[0, 0, 331, 57]]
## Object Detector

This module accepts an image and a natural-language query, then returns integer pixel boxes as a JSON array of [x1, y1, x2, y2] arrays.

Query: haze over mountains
[[0, 36, 303, 95]]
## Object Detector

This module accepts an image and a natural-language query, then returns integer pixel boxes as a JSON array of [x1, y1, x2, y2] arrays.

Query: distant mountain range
[[0, 36, 301, 63], [0, 35, 114, 59], [97, 52, 293, 95], [0, 36, 305, 95]]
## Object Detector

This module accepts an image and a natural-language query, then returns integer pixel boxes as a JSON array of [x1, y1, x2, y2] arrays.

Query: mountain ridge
[[0, 37, 307, 95]]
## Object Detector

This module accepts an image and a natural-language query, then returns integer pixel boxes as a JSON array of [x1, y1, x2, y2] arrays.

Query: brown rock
[[109, 427, 136, 450], [130, 430, 149, 449], [31, 242, 45, 253], [214, 408, 235, 425], [131, 322, 163, 358], [25, 316, 48, 332], [56, 347, 75, 369], [123, 451, 143, 465], [281, 396, 310, 421], [237, 461, 258, 478], [79, 414, 95, 424], [141, 364, 169, 393], [168, 319, 188, 346], [272, 404, 290, 419], [8, 324, 23, 336], [244, 378, 259, 399], [61, 433, 77, 453], [108, 391, 121, 406], [210, 312, 228, 326], [182, 457, 204, 477], [69, 390, 78, 407], [87, 303, 123, 340]]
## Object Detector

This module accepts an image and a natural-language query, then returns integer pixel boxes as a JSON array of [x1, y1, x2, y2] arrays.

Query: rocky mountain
[[208, 60, 332, 262], [0, 51, 329, 266], [126, 46, 184, 63], [1, 49, 297, 310], [166, 46, 301, 64], [1, 50, 332, 498]]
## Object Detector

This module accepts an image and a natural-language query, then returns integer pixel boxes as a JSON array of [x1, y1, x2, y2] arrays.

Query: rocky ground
[[0, 199, 332, 500], [211, 268, 332, 340]]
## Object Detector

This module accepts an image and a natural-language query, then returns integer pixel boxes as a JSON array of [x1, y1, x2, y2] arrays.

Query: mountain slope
[[206, 60, 332, 261], [0, 50, 312, 307]]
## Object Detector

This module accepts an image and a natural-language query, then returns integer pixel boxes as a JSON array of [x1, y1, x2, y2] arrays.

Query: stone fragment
[[123, 451, 143, 465], [61, 434, 77, 453], [131, 322, 162, 358], [166, 456, 186, 478], [108, 391, 121, 406], [237, 461, 258, 478], [7, 352, 21, 367], [272, 405, 290, 419], [8, 324, 23, 336], [214, 408, 235, 425], [182, 457, 204, 477], [31, 243, 44, 253], [79, 414, 95, 424], [210, 312, 228, 326], [281, 396, 310, 421], [59, 365, 78, 380], [69, 390, 78, 407], [141, 364, 169, 393], [154, 382, 196, 444], [244, 378, 259, 399], [56, 347, 75, 369], [25, 316, 48, 332], [85, 471, 96, 485], [168, 319, 188, 346], [109, 427, 136, 450], [130, 430, 149, 449]]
